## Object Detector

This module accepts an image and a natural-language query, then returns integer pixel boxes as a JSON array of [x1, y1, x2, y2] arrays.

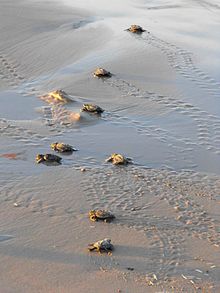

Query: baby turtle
[[89, 210, 115, 222], [81, 104, 104, 114], [106, 153, 132, 165], [126, 25, 146, 34], [88, 238, 114, 253], [41, 89, 73, 104], [50, 142, 77, 153], [93, 68, 112, 78], [35, 154, 62, 164]]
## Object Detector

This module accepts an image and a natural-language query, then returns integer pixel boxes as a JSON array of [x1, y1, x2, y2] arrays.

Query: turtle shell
[[127, 25, 145, 33], [82, 104, 104, 114], [106, 153, 131, 165], [88, 238, 114, 252], [93, 68, 111, 77], [51, 142, 76, 153], [89, 209, 115, 222], [35, 153, 62, 164], [44, 154, 62, 163]]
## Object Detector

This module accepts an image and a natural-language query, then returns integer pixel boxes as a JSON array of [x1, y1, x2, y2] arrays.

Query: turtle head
[[103, 238, 111, 243], [35, 154, 44, 164], [82, 104, 90, 111], [89, 210, 97, 221], [50, 142, 58, 150]]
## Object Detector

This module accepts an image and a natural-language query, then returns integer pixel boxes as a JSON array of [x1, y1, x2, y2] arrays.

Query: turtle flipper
[[88, 244, 96, 251], [89, 215, 97, 222]]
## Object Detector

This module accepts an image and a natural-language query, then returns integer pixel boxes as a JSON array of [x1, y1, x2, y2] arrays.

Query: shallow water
[[4, 0, 213, 175]]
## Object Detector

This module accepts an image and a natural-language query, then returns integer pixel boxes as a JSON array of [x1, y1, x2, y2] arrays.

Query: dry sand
[[0, 0, 220, 292]]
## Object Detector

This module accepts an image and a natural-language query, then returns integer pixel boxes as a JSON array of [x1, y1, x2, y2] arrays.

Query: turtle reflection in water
[[126, 25, 146, 34], [40, 89, 73, 104], [81, 104, 104, 115], [51, 142, 77, 153], [88, 238, 114, 253], [35, 154, 62, 165], [89, 210, 115, 222], [106, 153, 132, 165], [93, 68, 112, 78]]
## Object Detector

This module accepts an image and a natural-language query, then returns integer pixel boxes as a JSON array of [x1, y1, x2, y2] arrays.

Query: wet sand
[[1, 0, 220, 292]]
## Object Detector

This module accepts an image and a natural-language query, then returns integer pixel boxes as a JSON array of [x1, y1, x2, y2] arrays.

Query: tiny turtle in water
[[50, 142, 77, 153], [126, 25, 146, 34], [35, 154, 62, 164], [88, 238, 114, 253], [89, 210, 115, 222], [81, 104, 104, 114], [93, 68, 112, 78], [41, 89, 73, 104], [106, 153, 132, 165]]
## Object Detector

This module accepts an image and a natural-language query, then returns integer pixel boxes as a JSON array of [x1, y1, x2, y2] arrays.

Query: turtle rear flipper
[[104, 217, 115, 223], [101, 245, 114, 253], [88, 244, 96, 251]]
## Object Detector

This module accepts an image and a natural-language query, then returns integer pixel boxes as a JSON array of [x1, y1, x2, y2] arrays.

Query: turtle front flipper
[[89, 215, 97, 222], [105, 156, 114, 163], [105, 158, 112, 163]]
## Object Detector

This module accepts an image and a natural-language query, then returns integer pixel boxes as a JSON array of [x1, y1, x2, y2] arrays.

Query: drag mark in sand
[[192, 0, 220, 11], [0, 119, 40, 144], [1, 165, 219, 290], [81, 165, 220, 287], [0, 51, 46, 98], [0, 174, 53, 215], [103, 110, 195, 167], [137, 32, 220, 99], [0, 235, 15, 242], [0, 53, 25, 88], [103, 76, 220, 156]]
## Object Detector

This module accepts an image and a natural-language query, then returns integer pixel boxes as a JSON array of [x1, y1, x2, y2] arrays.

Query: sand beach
[[0, 0, 220, 292]]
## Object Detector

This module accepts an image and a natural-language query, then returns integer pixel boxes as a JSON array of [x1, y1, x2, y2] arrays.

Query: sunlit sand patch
[[40, 89, 74, 105], [68, 112, 81, 122], [40, 105, 81, 125]]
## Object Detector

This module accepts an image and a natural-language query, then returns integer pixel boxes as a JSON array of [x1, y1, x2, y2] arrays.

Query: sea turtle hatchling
[[50, 142, 77, 153], [40, 89, 73, 104], [126, 25, 146, 34], [93, 68, 112, 78], [88, 238, 114, 253], [106, 153, 132, 165], [89, 210, 115, 222], [81, 104, 104, 114], [35, 154, 62, 164]]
